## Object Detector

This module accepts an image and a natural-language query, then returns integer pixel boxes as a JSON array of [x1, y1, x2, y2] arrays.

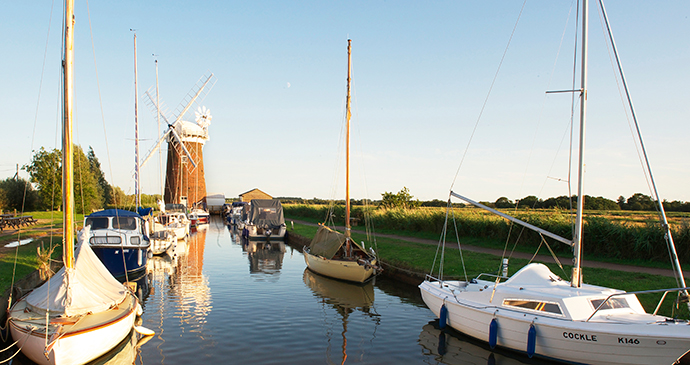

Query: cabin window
[[90, 236, 122, 244], [86, 217, 109, 230], [502, 299, 563, 315], [590, 297, 630, 310], [112, 217, 137, 230], [258, 208, 277, 219]]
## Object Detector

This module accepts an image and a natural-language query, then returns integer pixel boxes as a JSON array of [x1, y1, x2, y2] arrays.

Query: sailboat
[[419, 1, 690, 365], [84, 33, 151, 278], [303, 39, 381, 283], [8, 1, 149, 364]]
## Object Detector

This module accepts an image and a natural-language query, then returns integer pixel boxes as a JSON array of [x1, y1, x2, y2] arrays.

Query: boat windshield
[[86, 217, 109, 230], [112, 217, 137, 230], [590, 297, 630, 310]]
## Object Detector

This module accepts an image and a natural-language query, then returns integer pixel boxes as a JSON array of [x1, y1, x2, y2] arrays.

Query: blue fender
[[439, 304, 448, 329], [527, 323, 537, 358], [489, 318, 498, 349]]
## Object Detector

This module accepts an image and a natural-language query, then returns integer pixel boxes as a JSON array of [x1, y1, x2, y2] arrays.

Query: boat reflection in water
[[244, 240, 286, 276], [419, 322, 552, 365], [89, 328, 153, 365], [303, 269, 379, 364]]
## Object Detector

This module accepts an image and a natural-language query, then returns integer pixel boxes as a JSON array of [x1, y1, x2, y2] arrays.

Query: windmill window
[[503, 299, 563, 315]]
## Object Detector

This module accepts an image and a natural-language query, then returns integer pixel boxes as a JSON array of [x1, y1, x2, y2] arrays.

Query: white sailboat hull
[[304, 249, 376, 283], [419, 279, 690, 365], [9, 292, 138, 365]]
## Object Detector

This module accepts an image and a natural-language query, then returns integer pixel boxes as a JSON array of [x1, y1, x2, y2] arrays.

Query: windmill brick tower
[[142, 73, 215, 209], [164, 108, 211, 208]]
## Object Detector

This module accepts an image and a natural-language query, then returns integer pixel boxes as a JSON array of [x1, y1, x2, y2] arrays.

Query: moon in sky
[[286, 82, 291, 88]]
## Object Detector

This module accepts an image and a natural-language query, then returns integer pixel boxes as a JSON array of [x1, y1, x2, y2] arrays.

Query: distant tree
[[421, 199, 448, 207], [542, 195, 572, 209], [380, 187, 421, 209], [517, 195, 541, 209], [111, 186, 127, 207], [24, 147, 62, 210], [26, 146, 104, 213], [495, 197, 514, 208], [617, 196, 627, 210], [73, 145, 102, 213], [584, 195, 619, 210], [88, 146, 113, 206], [0, 177, 38, 211], [625, 193, 656, 211]]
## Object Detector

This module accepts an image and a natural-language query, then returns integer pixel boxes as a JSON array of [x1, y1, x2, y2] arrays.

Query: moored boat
[[84, 209, 151, 279], [242, 199, 287, 240], [418, 1, 690, 364], [303, 40, 381, 283], [8, 3, 149, 361]]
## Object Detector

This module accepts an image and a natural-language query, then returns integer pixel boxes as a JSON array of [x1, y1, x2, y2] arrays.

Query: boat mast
[[571, 0, 589, 288], [133, 31, 141, 208], [62, 0, 75, 269], [155, 58, 164, 199], [345, 39, 352, 254]]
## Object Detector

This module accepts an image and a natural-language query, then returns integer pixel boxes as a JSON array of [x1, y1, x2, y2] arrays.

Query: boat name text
[[563, 332, 597, 342]]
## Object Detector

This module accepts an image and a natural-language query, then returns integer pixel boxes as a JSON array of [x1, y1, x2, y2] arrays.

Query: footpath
[[289, 219, 688, 279]]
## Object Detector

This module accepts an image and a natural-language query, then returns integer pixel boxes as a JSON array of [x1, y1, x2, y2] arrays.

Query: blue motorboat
[[84, 209, 151, 279]]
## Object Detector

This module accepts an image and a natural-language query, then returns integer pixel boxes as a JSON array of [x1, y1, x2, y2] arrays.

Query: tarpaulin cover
[[307, 225, 367, 260], [248, 199, 285, 228], [87, 209, 141, 218], [25, 226, 128, 316]]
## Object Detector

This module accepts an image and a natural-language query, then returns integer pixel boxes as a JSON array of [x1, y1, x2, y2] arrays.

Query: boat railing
[[586, 286, 690, 322]]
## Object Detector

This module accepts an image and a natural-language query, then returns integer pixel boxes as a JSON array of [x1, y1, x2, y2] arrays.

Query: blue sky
[[2, 1, 689, 203]]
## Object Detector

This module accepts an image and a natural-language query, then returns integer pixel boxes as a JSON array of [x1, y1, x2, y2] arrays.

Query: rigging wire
[[449, 0, 527, 192]]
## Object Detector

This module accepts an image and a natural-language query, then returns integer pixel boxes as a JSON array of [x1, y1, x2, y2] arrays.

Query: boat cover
[[25, 226, 128, 316], [307, 225, 366, 260], [248, 199, 285, 228]]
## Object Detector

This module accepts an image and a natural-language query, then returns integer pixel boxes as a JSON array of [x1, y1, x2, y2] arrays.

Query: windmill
[[141, 72, 217, 208]]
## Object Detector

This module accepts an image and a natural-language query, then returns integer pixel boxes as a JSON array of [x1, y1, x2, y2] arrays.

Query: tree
[[517, 195, 541, 209], [24, 147, 62, 210], [625, 193, 656, 211], [494, 197, 514, 208], [88, 146, 113, 206], [25, 145, 105, 213], [380, 187, 421, 209], [0, 177, 38, 211], [73, 145, 102, 213]]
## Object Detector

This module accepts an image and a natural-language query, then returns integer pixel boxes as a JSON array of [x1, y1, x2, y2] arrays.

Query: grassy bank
[[289, 222, 689, 318], [0, 211, 81, 294], [284, 204, 690, 265]]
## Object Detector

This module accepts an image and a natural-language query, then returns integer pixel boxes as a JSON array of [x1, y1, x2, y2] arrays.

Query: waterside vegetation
[[284, 203, 690, 265]]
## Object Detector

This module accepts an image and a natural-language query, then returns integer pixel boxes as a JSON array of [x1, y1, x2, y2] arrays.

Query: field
[[284, 204, 690, 264]]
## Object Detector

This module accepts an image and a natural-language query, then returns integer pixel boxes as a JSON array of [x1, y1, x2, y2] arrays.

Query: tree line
[[279, 187, 690, 213], [0, 145, 161, 214]]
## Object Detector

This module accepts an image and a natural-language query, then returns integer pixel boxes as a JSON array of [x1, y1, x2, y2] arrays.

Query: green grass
[[0, 236, 63, 294], [290, 221, 689, 318]]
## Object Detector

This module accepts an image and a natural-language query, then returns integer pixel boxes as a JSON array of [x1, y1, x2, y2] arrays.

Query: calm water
[[5, 216, 548, 365]]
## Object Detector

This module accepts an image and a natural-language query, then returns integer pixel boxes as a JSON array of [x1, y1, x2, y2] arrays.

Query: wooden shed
[[239, 188, 272, 202]]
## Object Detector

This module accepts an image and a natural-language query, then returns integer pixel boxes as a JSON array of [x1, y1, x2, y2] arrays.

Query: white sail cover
[[25, 226, 128, 316]]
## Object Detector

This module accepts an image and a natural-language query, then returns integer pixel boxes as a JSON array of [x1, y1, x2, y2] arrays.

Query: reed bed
[[284, 204, 690, 264]]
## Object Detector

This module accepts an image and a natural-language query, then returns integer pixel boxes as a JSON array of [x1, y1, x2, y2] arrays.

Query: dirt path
[[289, 219, 688, 279]]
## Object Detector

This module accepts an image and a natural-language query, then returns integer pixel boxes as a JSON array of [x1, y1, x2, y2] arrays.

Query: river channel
[[7, 216, 550, 364]]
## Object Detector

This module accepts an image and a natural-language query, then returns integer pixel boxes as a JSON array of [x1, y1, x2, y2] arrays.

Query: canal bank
[[287, 218, 689, 279]]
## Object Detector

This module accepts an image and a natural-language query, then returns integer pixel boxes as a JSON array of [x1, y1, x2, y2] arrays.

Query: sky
[[2, 1, 689, 204]]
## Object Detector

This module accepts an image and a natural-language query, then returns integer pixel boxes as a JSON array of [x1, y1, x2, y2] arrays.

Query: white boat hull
[[9, 292, 138, 365], [304, 250, 376, 283], [419, 280, 690, 365]]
